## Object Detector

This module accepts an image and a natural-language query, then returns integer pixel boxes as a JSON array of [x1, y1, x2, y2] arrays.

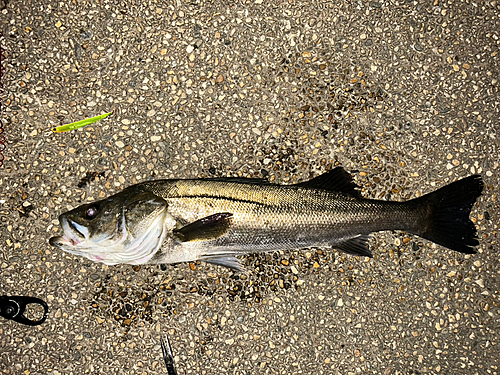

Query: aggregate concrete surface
[[0, 1, 499, 374]]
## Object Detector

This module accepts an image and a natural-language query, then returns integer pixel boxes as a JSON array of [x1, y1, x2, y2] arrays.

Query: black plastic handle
[[0, 295, 49, 326]]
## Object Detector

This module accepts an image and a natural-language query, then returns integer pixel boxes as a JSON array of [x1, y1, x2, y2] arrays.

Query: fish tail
[[412, 175, 483, 254]]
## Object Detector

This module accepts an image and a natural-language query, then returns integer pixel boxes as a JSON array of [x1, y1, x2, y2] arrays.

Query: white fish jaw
[[49, 216, 88, 247]]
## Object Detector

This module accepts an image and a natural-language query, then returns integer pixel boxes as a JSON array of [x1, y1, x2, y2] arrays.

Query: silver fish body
[[49, 168, 483, 270]]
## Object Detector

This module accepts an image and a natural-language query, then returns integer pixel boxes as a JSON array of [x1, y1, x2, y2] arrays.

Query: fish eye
[[85, 206, 98, 219]]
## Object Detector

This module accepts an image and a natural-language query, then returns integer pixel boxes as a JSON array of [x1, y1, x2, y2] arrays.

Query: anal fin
[[335, 235, 373, 258]]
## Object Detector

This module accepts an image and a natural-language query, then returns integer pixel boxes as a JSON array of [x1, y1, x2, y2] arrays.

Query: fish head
[[49, 186, 168, 265]]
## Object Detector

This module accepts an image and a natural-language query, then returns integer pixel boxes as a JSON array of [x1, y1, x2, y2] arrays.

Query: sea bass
[[49, 167, 483, 271]]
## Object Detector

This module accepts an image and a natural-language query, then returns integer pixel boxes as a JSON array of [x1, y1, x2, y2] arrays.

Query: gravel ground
[[1, 1, 499, 374]]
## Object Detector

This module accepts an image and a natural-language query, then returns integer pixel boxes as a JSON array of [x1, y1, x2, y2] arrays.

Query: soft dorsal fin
[[203, 177, 270, 185], [295, 167, 362, 197]]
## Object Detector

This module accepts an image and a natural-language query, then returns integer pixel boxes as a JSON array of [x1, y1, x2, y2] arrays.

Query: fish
[[49, 167, 484, 271]]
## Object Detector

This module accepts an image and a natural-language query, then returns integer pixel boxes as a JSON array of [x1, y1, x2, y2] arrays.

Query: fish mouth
[[49, 216, 88, 248]]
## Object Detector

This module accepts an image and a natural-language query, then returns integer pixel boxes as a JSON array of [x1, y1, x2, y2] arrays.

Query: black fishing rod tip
[[161, 333, 177, 375]]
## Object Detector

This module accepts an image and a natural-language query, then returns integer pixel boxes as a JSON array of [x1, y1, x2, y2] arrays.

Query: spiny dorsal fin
[[295, 167, 362, 197], [173, 213, 233, 242]]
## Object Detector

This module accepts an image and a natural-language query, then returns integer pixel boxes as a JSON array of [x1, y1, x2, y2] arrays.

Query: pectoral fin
[[335, 235, 373, 257], [173, 213, 233, 242]]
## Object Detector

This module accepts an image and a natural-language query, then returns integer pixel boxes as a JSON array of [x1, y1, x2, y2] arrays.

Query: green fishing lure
[[51, 111, 113, 133]]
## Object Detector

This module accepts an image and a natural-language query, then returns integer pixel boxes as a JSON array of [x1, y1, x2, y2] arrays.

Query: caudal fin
[[415, 175, 483, 254]]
